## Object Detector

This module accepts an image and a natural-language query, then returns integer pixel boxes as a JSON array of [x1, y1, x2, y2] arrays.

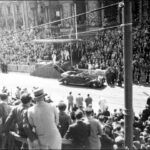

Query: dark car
[[59, 71, 105, 88]]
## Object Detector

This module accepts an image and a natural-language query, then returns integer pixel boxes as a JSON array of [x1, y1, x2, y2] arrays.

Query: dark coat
[[64, 120, 90, 149], [4, 104, 29, 138], [100, 133, 114, 150], [58, 111, 71, 137], [0, 101, 12, 133]]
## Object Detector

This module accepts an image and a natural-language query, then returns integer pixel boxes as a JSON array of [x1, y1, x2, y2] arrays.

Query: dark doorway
[[76, 0, 86, 25]]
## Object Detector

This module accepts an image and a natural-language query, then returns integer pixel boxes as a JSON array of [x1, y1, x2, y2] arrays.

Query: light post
[[122, 0, 133, 149]]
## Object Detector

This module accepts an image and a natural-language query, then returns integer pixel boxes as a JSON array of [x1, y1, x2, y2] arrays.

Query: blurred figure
[[57, 101, 72, 137], [101, 125, 114, 150], [85, 107, 103, 149], [0, 93, 12, 149], [4, 93, 32, 149], [67, 92, 74, 112], [85, 94, 93, 107], [64, 109, 90, 149], [76, 93, 83, 108], [28, 88, 62, 150], [113, 136, 125, 150]]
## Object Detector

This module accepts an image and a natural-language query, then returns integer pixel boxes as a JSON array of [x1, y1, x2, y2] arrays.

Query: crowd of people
[[1, 18, 149, 84], [0, 86, 150, 150]]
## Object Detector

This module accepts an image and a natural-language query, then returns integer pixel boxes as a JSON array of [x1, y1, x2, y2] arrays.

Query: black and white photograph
[[0, 0, 150, 149]]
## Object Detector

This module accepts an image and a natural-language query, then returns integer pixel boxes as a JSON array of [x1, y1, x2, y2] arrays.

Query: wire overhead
[[0, 2, 121, 39]]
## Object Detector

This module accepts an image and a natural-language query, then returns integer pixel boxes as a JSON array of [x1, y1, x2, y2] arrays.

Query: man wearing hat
[[27, 88, 62, 150]]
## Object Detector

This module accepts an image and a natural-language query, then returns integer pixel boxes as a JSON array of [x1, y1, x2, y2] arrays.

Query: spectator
[[101, 125, 114, 150], [102, 106, 110, 122], [27, 88, 62, 150], [0, 93, 12, 149], [67, 92, 74, 112], [57, 101, 72, 137], [85, 94, 93, 107], [76, 93, 83, 108], [64, 109, 90, 149], [141, 105, 150, 122], [4, 93, 32, 149], [85, 107, 103, 149], [114, 136, 125, 150]]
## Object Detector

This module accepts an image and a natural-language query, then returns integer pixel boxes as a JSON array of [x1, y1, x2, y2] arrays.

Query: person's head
[[0, 93, 8, 102], [72, 104, 78, 112], [119, 119, 124, 127], [119, 108, 123, 112], [99, 115, 105, 123], [85, 107, 93, 117], [33, 88, 47, 102], [147, 97, 150, 106], [75, 109, 83, 120], [88, 104, 92, 108], [115, 136, 125, 148], [69, 92, 72, 95], [87, 94, 90, 97], [58, 101, 67, 112], [21, 93, 32, 105], [115, 125, 121, 131], [103, 124, 112, 135]]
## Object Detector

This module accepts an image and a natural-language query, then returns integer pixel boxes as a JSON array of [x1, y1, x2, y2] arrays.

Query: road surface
[[0, 72, 149, 115]]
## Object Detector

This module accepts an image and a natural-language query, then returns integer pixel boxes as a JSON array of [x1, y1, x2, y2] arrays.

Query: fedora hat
[[33, 88, 47, 101]]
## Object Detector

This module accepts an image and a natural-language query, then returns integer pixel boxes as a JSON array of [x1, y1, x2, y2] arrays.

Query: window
[[56, 10, 60, 17], [16, 5, 20, 14], [7, 6, 11, 15], [0, 8, 2, 16]]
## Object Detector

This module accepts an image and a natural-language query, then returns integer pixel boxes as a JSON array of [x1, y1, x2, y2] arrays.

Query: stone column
[[4, 3, 9, 29], [43, 1, 49, 23], [24, 1, 29, 28], [86, 0, 100, 27], [101, 0, 104, 27], [22, 1, 29, 29], [12, 2, 17, 31], [31, 1, 38, 26], [61, 1, 73, 28]]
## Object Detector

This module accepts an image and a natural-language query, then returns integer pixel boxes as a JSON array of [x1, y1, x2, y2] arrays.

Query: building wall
[[0, 0, 149, 31]]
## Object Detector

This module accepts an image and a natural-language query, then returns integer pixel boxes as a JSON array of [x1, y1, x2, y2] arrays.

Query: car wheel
[[63, 79, 68, 85], [91, 82, 97, 88]]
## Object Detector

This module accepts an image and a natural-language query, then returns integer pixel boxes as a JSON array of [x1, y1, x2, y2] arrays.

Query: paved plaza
[[0, 72, 149, 115]]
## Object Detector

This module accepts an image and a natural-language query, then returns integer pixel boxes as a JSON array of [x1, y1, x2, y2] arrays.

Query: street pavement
[[0, 72, 149, 115]]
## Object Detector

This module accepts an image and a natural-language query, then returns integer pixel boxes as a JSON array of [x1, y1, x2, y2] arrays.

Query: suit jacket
[[86, 117, 103, 149], [28, 101, 62, 150], [76, 96, 83, 107], [0, 101, 12, 133], [64, 120, 90, 149], [59, 111, 72, 137], [4, 104, 30, 138]]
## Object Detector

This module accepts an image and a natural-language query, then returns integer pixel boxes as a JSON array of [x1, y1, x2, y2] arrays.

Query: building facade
[[0, 0, 149, 32]]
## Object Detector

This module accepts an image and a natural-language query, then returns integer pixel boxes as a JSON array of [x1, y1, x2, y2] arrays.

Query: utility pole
[[122, 0, 133, 149]]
